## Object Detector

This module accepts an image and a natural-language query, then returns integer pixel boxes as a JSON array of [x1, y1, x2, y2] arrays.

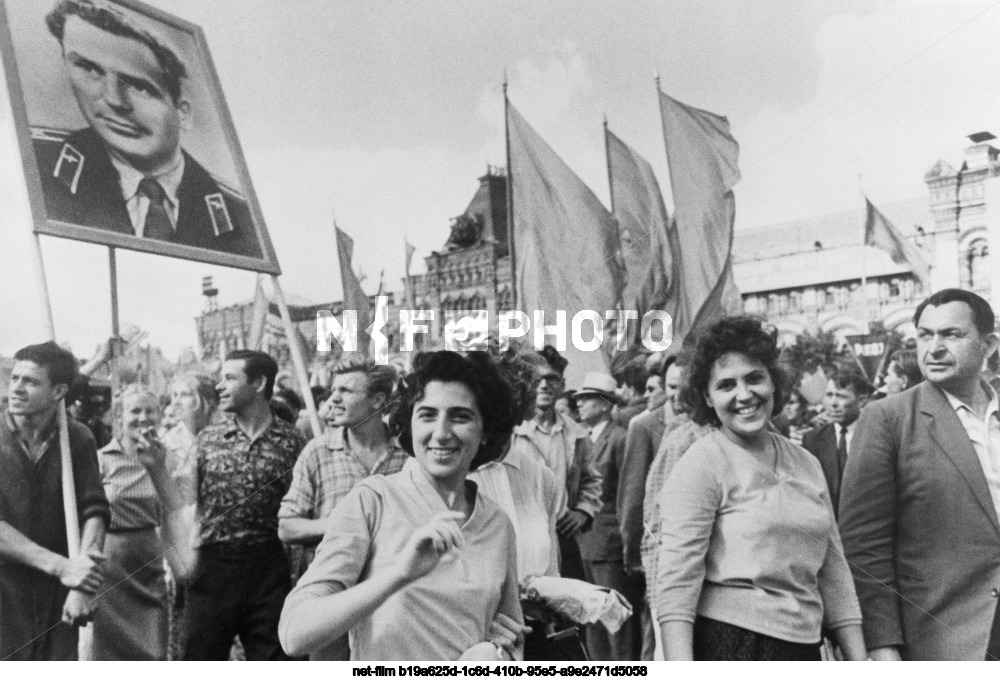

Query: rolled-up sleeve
[[71, 427, 109, 526], [279, 444, 318, 520], [653, 445, 722, 624]]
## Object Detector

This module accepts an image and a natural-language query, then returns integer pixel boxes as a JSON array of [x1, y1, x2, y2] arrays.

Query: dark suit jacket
[[618, 407, 672, 570], [578, 420, 628, 563], [839, 382, 1000, 660], [800, 422, 842, 515], [33, 128, 262, 259]]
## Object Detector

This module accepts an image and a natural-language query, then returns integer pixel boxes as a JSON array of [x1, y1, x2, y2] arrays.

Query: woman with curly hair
[[279, 351, 528, 661], [655, 316, 866, 660]]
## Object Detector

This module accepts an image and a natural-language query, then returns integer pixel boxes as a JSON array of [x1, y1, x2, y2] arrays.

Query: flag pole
[[859, 179, 870, 332], [30, 235, 80, 558], [603, 113, 615, 214], [269, 275, 322, 438], [503, 73, 517, 309]]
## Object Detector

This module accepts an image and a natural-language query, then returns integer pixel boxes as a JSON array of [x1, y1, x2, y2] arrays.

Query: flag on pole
[[404, 239, 417, 309], [658, 90, 742, 344], [335, 224, 372, 356], [247, 274, 268, 350], [863, 196, 931, 286], [507, 102, 625, 388], [605, 127, 673, 349]]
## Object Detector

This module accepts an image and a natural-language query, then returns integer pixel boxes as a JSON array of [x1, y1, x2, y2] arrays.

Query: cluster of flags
[[507, 86, 743, 385], [315, 84, 930, 385]]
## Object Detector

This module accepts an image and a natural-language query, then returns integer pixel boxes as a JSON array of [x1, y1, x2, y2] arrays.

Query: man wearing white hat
[[575, 372, 640, 661]]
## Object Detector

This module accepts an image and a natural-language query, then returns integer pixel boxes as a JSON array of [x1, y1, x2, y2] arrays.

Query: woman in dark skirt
[[653, 317, 867, 661]]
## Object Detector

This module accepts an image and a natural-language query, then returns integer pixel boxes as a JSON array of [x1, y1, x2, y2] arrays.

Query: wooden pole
[[269, 275, 322, 437], [503, 75, 517, 309], [30, 234, 80, 556]]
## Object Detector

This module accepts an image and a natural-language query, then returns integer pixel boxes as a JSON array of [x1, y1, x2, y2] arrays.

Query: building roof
[[731, 197, 933, 294], [733, 197, 932, 262]]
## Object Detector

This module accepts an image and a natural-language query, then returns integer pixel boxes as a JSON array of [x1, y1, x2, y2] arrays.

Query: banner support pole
[[269, 275, 322, 437]]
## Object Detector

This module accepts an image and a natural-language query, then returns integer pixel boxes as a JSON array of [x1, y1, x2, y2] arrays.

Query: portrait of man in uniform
[[0, 0, 279, 273]]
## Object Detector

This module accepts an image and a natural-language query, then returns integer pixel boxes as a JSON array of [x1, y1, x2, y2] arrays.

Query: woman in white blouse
[[655, 316, 867, 661]]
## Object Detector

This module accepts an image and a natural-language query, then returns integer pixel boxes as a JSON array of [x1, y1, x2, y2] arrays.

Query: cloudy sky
[[1, 0, 998, 359]]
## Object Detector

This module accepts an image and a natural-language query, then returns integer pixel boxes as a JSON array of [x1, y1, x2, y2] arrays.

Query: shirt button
[[991, 588, 999, 598]]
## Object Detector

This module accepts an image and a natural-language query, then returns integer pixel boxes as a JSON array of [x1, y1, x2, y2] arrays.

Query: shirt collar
[[4, 409, 57, 441], [515, 411, 586, 440], [100, 438, 125, 455], [943, 382, 1000, 419], [589, 419, 609, 441], [112, 152, 185, 211]]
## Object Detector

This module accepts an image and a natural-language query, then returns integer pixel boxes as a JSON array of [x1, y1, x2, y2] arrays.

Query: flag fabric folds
[[507, 103, 625, 388], [863, 197, 931, 286], [658, 90, 742, 345], [247, 274, 268, 350], [335, 225, 372, 355], [605, 127, 673, 349]]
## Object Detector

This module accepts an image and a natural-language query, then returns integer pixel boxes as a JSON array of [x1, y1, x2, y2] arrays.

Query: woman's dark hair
[[389, 351, 520, 472], [680, 315, 787, 427]]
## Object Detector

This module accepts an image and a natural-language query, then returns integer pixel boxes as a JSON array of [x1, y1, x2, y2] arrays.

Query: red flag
[[507, 103, 625, 388], [659, 90, 742, 344], [335, 225, 372, 355], [864, 196, 931, 286], [605, 127, 673, 348]]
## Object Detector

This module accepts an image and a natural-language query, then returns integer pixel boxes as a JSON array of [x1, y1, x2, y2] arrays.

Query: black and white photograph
[[1, 0, 1000, 667], [0, 0, 279, 272]]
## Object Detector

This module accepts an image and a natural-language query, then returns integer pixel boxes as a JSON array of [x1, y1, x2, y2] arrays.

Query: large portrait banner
[[0, 0, 280, 274]]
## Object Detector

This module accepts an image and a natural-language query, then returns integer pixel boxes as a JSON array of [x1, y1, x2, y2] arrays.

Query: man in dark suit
[[575, 372, 639, 661], [800, 369, 871, 516], [840, 288, 1000, 660], [34, 0, 260, 259], [618, 355, 684, 659]]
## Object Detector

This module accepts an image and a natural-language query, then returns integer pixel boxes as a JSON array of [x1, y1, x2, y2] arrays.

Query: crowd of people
[[1, 286, 999, 661]]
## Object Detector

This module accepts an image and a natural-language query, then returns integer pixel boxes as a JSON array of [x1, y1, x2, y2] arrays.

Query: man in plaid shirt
[[278, 358, 407, 660]]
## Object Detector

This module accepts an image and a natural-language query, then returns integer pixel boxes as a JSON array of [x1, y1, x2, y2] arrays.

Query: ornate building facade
[[737, 133, 995, 345]]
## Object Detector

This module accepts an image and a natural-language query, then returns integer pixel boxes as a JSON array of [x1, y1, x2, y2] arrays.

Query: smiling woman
[[653, 316, 867, 661], [279, 351, 527, 661]]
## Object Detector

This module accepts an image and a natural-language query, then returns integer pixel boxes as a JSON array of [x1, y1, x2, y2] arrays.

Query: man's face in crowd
[[822, 380, 865, 426], [60, 16, 190, 174], [535, 367, 563, 411], [576, 394, 611, 427], [8, 361, 66, 418], [664, 363, 684, 410], [327, 372, 384, 429], [917, 301, 998, 394], [644, 376, 666, 411], [217, 359, 261, 414]]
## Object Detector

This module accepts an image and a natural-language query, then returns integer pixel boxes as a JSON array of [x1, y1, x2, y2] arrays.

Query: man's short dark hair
[[830, 369, 873, 398], [333, 357, 397, 399], [538, 345, 568, 377], [225, 350, 278, 400], [46, 0, 187, 104], [273, 388, 303, 411], [620, 361, 649, 393], [13, 341, 79, 390], [660, 354, 678, 381], [913, 288, 996, 337]]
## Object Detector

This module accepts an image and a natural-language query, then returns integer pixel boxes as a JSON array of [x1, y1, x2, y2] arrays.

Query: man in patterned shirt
[[184, 350, 306, 660], [278, 358, 407, 660]]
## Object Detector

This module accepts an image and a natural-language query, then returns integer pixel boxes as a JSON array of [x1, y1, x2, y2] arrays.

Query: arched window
[[967, 239, 991, 293]]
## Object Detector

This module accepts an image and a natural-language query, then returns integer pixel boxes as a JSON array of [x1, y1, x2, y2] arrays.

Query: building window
[[968, 239, 990, 292]]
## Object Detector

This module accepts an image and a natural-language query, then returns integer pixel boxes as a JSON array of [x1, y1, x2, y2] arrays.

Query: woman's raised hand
[[394, 511, 466, 583]]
